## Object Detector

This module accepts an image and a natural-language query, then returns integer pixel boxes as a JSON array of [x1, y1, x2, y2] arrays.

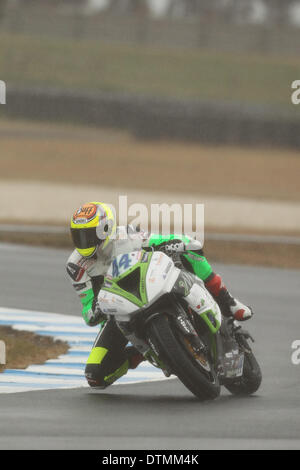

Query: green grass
[[0, 32, 300, 110]]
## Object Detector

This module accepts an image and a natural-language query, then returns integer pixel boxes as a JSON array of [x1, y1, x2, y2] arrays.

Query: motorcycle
[[98, 249, 262, 400]]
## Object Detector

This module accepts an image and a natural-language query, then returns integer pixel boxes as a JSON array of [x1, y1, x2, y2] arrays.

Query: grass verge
[[1, 118, 300, 202], [0, 325, 69, 373]]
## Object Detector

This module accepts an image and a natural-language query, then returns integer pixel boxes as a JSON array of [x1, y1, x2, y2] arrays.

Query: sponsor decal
[[155, 253, 164, 266], [162, 261, 172, 279], [73, 203, 97, 224], [141, 251, 149, 263]]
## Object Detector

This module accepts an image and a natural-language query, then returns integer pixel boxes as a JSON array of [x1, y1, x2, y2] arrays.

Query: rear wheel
[[224, 336, 262, 396], [148, 314, 220, 401]]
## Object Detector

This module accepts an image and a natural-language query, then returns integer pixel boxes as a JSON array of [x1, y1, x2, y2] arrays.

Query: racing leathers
[[66, 226, 252, 388]]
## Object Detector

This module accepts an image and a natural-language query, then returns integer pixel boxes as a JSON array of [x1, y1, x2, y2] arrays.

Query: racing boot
[[204, 273, 253, 321]]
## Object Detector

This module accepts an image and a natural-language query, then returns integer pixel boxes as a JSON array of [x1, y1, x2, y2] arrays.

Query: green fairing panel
[[102, 252, 152, 308], [148, 233, 212, 281]]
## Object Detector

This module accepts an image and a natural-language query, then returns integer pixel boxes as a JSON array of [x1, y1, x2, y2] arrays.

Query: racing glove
[[151, 239, 186, 267], [154, 239, 185, 254], [85, 299, 107, 327]]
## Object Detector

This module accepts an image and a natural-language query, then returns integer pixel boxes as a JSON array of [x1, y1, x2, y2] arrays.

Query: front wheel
[[147, 314, 220, 401]]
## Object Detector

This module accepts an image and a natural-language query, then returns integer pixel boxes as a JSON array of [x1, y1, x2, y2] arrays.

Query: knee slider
[[85, 364, 107, 388]]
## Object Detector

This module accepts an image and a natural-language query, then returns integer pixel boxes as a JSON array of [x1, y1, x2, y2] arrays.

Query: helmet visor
[[70, 227, 99, 250]]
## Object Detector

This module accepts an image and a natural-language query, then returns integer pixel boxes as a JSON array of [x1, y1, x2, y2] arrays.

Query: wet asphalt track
[[0, 243, 299, 450]]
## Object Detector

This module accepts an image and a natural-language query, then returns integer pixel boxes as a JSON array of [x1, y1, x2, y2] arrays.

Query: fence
[[4, 87, 300, 148], [1, 3, 300, 56]]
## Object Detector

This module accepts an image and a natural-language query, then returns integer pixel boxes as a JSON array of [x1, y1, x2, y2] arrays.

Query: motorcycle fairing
[[98, 250, 180, 321]]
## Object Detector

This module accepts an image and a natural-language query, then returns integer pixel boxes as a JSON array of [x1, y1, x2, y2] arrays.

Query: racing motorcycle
[[98, 249, 262, 400]]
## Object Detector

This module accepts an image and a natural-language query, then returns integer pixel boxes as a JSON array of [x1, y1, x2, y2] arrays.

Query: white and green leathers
[[66, 226, 214, 327]]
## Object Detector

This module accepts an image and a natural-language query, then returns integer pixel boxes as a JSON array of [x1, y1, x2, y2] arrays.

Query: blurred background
[[0, 0, 300, 267]]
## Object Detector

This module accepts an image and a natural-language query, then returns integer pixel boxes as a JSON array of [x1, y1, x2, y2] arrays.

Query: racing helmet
[[70, 202, 116, 258]]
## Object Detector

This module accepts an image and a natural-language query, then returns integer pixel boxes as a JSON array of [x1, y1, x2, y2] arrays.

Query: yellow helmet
[[70, 202, 116, 258]]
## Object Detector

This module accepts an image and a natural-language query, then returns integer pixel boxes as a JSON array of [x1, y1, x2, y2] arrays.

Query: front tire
[[148, 314, 220, 401]]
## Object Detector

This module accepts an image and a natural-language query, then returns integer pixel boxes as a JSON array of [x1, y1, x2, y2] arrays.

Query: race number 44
[[291, 340, 300, 365], [0, 340, 6, 365]]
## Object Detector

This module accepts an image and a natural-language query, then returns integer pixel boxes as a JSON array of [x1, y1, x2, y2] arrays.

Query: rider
[[66, 202, 253, 388]]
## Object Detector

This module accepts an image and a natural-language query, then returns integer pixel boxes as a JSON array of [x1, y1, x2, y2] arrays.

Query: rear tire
[[224, 342, 262, 396], [148, 314, 220, 401]]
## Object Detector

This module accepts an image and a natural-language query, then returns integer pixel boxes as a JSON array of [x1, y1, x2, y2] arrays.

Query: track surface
[[0, 243, 299, 450]]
